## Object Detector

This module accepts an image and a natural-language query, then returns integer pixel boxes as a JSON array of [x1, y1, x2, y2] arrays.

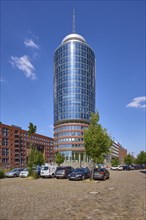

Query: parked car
[[93, 168, 110, 180], [123, 165, 134, 170], [19, 166, 41, 178], [5, 168, 24, 177], [19, 168, 29, 178], [40, 164, 57, 178], [55, 166, 74, 179], [111, 165, 123, 171], [68, 167, 90, 181], [136, 164, 146, 169]]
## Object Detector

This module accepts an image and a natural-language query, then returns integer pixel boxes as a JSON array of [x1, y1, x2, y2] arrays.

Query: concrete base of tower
[[56, 150, 91, 163], [61, 161, 92, 169]]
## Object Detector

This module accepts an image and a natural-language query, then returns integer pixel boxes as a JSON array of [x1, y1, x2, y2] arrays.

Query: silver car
[[5, 168, 24, 177]]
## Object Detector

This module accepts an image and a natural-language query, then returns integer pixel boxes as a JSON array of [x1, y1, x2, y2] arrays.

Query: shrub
[[31, 171, 39, 179], [0, 169, 5, 179], [28, 167, 33, 177]]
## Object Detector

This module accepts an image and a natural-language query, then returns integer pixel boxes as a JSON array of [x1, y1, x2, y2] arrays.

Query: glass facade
[[54, 34, 95, 162], [58, 151, 90, 163]]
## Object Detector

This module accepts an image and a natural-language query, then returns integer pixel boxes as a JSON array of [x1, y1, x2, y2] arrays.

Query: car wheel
[[82, 175, 85, 180], [13, 174, 17, 177], [103, 176, 106, 181]]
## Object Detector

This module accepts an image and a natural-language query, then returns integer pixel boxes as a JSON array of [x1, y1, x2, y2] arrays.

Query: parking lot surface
[[0, 170, 146, 220]]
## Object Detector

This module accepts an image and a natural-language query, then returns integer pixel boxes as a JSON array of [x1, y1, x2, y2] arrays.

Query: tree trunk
[[90, 161, 95, 180]]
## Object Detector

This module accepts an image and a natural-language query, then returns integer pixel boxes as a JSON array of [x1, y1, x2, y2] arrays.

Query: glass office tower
[[54, 33, 95, 162]]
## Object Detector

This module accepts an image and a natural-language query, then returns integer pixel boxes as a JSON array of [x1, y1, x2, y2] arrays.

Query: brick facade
[[0, 123, 54, 168], [118, 143, 127, 164]]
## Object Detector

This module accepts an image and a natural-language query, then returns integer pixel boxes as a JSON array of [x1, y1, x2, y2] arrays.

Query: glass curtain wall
[[54, 34, 95, 162]]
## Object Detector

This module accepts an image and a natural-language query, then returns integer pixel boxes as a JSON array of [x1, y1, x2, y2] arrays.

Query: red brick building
[[0, 123, 54, 168], [105, 140, 127, 165], [118, 143, 127, 164]]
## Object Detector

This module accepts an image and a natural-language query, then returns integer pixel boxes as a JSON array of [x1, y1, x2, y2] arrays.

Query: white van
[[40, 164, 57, 178]]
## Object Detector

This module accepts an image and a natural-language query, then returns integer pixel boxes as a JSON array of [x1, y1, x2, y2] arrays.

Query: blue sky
[[1, 0, 145, 157]]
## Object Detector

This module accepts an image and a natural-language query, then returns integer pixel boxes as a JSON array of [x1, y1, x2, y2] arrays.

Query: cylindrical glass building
[[54, 33, 95, 162]]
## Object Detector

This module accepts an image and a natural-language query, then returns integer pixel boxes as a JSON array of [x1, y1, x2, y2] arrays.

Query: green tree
[[28, 148, 44, 176], [111, 157, 120, 166], [95, 155, 105, 164], [84, 112, 112, 163], [55, 153, 65, 166], [0, 169, 5, 179], [135, 151, 146, 164], [84, 112, 112, 178], [28, 122, 37, 147], [27, 122, 37, 157], [27, 123, 38, 176], [124, 153, 133, 165]]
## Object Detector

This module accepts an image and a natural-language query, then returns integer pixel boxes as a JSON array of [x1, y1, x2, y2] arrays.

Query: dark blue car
[[68, 167, 91, 180]]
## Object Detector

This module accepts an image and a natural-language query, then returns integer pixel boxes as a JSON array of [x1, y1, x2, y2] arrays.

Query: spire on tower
[[72, 9, 76, 33]]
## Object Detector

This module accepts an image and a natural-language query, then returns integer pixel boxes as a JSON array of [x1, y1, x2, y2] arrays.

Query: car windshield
[[23, 168, 28, 171], [94, 168, 105, 172], [56, 167, 65, 170], [83, 168, 89, 171], [11, 169, 19, 172], [42, 167, 48, 170]]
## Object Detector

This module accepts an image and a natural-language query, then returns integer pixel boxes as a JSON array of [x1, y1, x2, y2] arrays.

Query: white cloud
[[24, 39, 39, 49], [9, 55, 37, 80], [126, 96, 146, 109]]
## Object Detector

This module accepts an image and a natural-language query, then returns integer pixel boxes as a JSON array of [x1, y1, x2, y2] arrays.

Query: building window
[[2, 128, 9, 136], [2, 138, 8, 146], [2, 148, 9, 156], [2, 158, 9, 164]]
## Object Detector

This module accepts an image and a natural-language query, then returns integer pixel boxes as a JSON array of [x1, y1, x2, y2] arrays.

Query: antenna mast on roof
[[72, 9, 76, 33]]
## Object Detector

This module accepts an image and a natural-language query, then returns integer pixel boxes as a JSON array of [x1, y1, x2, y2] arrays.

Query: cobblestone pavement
[[0, 170, 146, 220]]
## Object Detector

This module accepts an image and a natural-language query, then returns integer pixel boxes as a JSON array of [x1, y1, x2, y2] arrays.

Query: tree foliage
[[27, 123, 41, 176], [124, 153, 133, 165], [28, 148, 44, 167], [28, 148, 44, 176], [28, 122, 37, 137], [0, 169, 5, 179], [96, 155, 105, 164], [111, 157, 120, 166], [27, 122, 37, 148], [84, 112, 112, 163], [55, 153, 65, 166], [135, 151, 146, 164]]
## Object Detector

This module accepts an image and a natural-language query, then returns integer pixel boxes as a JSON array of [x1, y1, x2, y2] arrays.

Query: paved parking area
[[0, 170, 146, 220]]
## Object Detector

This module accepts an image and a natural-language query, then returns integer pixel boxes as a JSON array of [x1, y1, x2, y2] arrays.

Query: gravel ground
[[0, 169, 146, 220]]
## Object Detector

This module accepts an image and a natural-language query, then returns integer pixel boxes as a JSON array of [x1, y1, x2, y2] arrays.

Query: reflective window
[[54, 40, 95, 153], [54, 41, 95, 124]]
